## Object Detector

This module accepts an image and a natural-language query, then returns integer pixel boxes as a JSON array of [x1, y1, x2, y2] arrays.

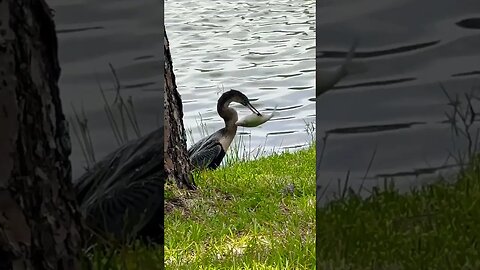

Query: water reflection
[[48, 0, 162, 178], [456, 18, 480, 29], [316, 0, 480, 203]]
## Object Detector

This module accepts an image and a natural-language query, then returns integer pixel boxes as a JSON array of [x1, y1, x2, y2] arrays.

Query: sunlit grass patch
[[165, 145, 316, 269]]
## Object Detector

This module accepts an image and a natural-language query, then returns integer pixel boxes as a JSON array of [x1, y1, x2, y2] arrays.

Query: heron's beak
[[246, 102, 261, 116]]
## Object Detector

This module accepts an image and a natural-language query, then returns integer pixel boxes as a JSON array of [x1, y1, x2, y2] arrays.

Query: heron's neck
[[219, 106, 238, 131]]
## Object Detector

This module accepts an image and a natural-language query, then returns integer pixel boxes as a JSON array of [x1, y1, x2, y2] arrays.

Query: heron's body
[[188, 90, 259, 170], [188, 128, 231, 169], [73, 128, 165, 243]]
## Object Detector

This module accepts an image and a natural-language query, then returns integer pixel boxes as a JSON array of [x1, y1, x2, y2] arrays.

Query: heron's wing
[[189, 139, 223, 169], [187, 130, 217, 156], [74, 128, 163, 204], [188, 137, 207, 156], [82, 175, 163, 241], [74, 128, 165, 241]]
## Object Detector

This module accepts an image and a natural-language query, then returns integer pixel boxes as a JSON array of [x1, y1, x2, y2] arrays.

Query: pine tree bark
[[0, 1, 84, 269], [164, 28, 196, 189]]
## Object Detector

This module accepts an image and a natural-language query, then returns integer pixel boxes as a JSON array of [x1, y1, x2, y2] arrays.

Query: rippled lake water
[[48, 0, 480, 194], [165, 0, 316, 157], [316, 0, 480, 201], [48, 0, 162, 179]]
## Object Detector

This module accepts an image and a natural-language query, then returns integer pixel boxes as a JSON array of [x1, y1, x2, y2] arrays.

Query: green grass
[[165, 145, 316, 269], [85, 243, 163, 269], [317, 159, 480, 270], [85, 143, 315, 270], [75, 72, 316, 269]]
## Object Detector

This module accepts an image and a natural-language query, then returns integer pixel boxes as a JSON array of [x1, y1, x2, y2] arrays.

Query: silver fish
[[236, 106, 278, 127], [316, 38, 359, 97]]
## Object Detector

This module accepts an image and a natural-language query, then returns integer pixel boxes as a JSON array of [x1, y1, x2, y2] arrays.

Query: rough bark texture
[[0, 1, 84, 269], [163, 28, 196, 189]]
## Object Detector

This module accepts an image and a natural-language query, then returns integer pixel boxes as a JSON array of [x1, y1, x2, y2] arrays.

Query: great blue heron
[[188, 89, 261, 170], [74, 128, 164, 244]]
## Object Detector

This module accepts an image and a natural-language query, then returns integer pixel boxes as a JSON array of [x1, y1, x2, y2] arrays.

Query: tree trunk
[[0, 1, 84, 269], [163, 28, 196, 189]]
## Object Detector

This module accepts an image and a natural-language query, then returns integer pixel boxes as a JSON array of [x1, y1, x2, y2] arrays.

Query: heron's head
[[218, 89, 261, 115]]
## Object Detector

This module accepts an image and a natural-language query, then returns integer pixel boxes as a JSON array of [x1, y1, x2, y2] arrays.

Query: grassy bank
[[317, 159, 480, 269], [165, 145, 316, 269], [85, 144, 480, 270]]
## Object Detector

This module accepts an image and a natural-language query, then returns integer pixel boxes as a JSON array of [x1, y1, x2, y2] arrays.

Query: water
[[48, 0, 480, 195], [47, 0, 162, 179], [165, 0, 316, 157], [316, 0, 480, 201]]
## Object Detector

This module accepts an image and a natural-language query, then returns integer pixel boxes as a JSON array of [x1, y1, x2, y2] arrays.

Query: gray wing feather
[[83, 177, 163, 239], [73, 128, 164, 240], [188, 132, 215, 156], [189, 140, 222, 169]]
